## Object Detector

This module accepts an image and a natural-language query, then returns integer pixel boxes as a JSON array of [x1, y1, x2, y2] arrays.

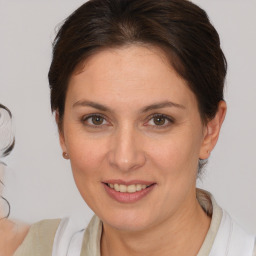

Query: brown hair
[[49, 0, 227, 126]]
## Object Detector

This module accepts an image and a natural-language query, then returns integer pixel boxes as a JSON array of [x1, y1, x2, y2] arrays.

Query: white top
[[52, 190, 256, 256]]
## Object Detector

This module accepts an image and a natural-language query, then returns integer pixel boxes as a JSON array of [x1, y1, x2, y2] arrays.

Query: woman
[[0, 104, 29, 256], [14, 0, 256, 255]]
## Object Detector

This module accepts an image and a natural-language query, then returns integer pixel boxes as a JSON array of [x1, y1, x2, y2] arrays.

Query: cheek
[[146, 131, 202, 212], [63, 121, 108, 179], [66, 134, 108, 210], [68, 136, 106, 176], [147, 129, 202, 178]]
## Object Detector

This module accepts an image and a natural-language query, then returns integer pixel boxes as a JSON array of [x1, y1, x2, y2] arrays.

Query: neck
[[101, 189, 211, 256]]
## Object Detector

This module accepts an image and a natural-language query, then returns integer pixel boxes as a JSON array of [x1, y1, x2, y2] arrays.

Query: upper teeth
[[108, 183, 149, 193]]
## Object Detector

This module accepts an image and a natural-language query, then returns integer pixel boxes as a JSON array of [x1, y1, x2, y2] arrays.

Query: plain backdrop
[[0, 0, 256, 233]]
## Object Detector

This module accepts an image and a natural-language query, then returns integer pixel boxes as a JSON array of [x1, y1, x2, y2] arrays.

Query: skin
[[59, 45, 226, 256], [0, 219, 29, 256]]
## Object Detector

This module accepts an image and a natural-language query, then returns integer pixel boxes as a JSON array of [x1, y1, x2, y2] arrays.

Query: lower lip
[[103, 183, 156, 203]]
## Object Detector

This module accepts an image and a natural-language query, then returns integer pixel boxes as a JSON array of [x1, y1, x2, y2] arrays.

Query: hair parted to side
[[49, 0, 227, 128]]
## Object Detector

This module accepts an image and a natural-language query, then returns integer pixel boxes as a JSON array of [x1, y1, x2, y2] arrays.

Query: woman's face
[[60, 45, 210, 231]]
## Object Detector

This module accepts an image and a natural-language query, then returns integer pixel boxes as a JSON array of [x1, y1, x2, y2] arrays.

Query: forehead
[[67, 45, 197, 110], [73, 45, 175, 83]]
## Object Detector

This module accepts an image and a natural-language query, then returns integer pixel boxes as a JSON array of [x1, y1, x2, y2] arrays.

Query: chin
[[100, 209, 156, 232], [108, 220, 152, 232]]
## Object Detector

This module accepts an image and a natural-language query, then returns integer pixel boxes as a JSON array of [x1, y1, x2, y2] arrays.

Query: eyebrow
[[141, 101, 185, 112], [72, 100, 185, 112], [73, 100, 110, 111]]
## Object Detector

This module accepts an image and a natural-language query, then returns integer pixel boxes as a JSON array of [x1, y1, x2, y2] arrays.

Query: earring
[[62, 152, 69, 159]]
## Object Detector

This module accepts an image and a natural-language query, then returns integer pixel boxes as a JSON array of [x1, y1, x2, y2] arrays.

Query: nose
[[108, 125, 146, 172]]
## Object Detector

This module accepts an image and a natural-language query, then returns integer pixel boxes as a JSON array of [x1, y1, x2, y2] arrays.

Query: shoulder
[[197, 189, 256, 256], [13, 219, 61, 256], [0, 219, 29, 256]]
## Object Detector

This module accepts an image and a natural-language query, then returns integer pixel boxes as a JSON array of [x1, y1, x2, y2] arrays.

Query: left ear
[[199, 101, 227, 160]]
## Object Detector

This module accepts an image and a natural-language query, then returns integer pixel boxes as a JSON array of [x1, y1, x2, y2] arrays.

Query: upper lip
[[103, 179, 155, 186]]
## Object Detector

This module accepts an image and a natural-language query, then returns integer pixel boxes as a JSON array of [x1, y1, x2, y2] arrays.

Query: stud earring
[[62, 152, 69, 159]]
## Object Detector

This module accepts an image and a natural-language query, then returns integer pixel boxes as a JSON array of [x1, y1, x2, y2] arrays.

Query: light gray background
[[0, 0, 256, 233]]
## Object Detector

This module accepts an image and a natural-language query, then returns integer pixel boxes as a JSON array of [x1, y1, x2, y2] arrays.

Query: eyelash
[[146, 114, 174, 128], [81, 113, 174, 129], [81, 114, 108, 128]]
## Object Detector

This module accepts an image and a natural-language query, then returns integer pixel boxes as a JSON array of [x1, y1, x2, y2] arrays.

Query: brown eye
[[153, 116, 166, 126], [91, 116, 104, 125], [146, 114, 173, 128], [82, 114, 107, 127]]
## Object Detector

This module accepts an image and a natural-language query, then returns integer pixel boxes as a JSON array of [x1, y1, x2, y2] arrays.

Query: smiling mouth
[[105, 183, 153, 193]]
